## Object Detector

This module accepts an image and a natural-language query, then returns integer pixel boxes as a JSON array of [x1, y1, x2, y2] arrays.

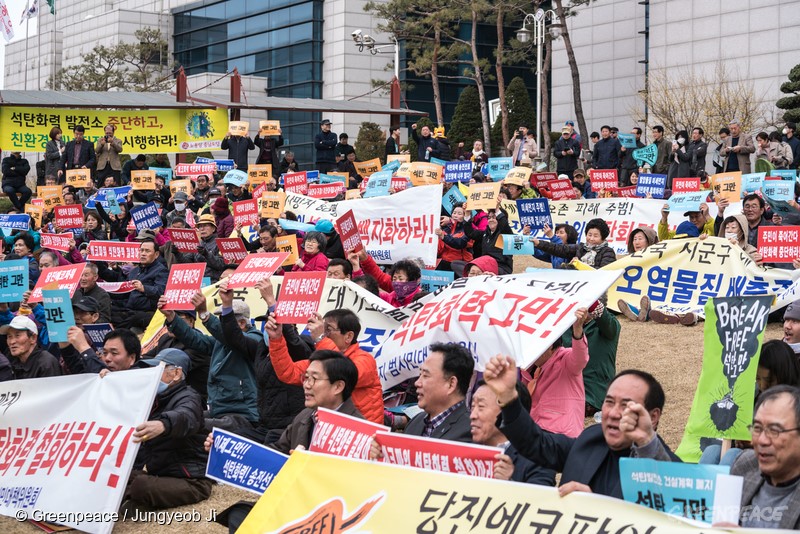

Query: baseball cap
[[321, 119, 332, 125], [682, 210, 701, 217], [137, 348, 192, 372], [73, 296, 100, 313], [785, 301, 800, 322], [0, 315, 38, 336], [173, 191, 189, 202], [214, 299, 251, 318], [208, 187, 222, 196], [314, 219, 334, 233], [675, 220, 700, 238]]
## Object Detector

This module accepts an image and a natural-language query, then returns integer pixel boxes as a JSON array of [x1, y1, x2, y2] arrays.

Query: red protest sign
[[308, 183, 344, 199], [40, 233, 73, 252], [54, 205, 84, 229], [274, 271, 326, 323], [672, 177, 700, 194], [530, 172, 557, 188], [30, 264, 86, 303], [309, 408, 387, 459], [336, 209, 363, 253], [216, 238, 249, 264], [373, 431, 499, 478], [548, 178, 577, 200], [162, 263, 205, 311], [757, 226, 800, 263], [169, 229, 200, 253], [97, 281, 137, 294], [232, 199, 260, 227], [227, 252, 289, 289], [589, 169, 618, 191], [284, 171, 308, 195], [391, 177, 409, 191], [174, 163, 216, 176], [613, 186, 638, 198], [87, 241, 141, 263]]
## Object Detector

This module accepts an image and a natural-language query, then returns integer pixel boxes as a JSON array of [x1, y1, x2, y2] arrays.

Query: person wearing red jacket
[[265, 308, 384, 424], [348, 250, 422, 307], [292, 231, 330, 272], [434, 204, 473, 273]]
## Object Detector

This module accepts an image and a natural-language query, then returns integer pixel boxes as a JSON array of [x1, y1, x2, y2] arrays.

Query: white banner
[[0, 0, 14, 43], [0, 368, 161, 534], [284, 185, 441, 267], [374, 269, 622, 389]]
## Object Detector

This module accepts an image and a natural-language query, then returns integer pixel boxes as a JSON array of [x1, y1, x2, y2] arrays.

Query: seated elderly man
[[60, 327, 140, 375], [1, 315, 61, 380]]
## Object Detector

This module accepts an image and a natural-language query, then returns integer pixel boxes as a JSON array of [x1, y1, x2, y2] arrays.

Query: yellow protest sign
[[248, 165, 273, 189], [387, 153, 410, 164], [65, 168, 92, 188], [169, 179, 192, 196], [131, 170, 156, 190], [228, 121, 250, 136], [260, 191, 286, 219], [499, 199, 521, 231], [457, 181, 470, 198], [0, 106, 228, 153], [259, 120, 281, 135], [409, 162, 444, 187], [504, 166, 532, 186], [37, 185, 63, 211], [711, 171, 742, 203], [25, 204, 44, 228], [345, 189, 362, 200], [354, 158, 382, 177], [395, 162, 412, 179], [467, 182, 501, 210], [238, 450, 723, 534], [276, 234, 299, 267], [327, 171, 350, 183]]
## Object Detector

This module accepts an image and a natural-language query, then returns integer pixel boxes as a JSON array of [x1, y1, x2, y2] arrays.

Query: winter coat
[[591, 137, 621, 170], [563, 308, 620, 411], [437, 220, 473, 263], [554, 136, 582, 174], [314, 131, 338, 164], [464, 214, 513, 274], [254, 135, 284, 165], [221, 135, 255, 171], [95, 136, 123, 171], [292, 250, 329, 272], [625, 226, 659, 254], [359, 254, 422, 307], [716, 213, 760, 263], [2, 155, 31, 189], [411, 129, 443, 161], [99, 257, 168, 311], [215, 213, 235, 239], [534, 240, 617, 269]]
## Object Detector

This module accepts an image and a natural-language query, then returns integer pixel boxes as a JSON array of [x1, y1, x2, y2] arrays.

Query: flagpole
[[36, 0, 41, 89], [51, 0, 56, 90], [24, 14, 29, 89]]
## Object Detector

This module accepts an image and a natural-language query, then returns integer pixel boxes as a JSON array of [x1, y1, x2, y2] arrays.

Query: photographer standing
[[507, 124, 538, 165], [96, 124, 123, 186]]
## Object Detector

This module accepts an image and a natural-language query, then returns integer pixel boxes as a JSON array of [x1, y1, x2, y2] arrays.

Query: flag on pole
[[0, 0, 14, 42], [20, 0, 38, 23], [45, 0, 54, 15]]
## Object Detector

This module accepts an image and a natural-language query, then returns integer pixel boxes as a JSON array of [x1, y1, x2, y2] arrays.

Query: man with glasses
[[554, 126, 581, 179], [714, 193, 776, 248], [727, 386, 800, 529]]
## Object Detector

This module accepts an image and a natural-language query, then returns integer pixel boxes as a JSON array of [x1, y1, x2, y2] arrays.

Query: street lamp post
[[517, 9, 560, 156], [352, 30, 401, 127]]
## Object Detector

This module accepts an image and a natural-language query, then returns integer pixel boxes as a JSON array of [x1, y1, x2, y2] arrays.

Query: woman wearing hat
[[211, 197, 234, 238]]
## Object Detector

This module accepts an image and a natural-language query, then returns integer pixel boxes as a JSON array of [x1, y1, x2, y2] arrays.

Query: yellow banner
[[387, 153, 410, 164], [25, 204, 43, 228], [259, 120, 281, 135], [239, 451, 732, 534], [131, 170, 156, 190], [169, 179, 192, 196], [260, 191, 285, 219], [0, 107, 228, 153], [36, 185, 63, 211], [65, 168, 91, 188], [276, 234, 299, 267], [355, 158, 382, 177], [248, 164, 273, 189]]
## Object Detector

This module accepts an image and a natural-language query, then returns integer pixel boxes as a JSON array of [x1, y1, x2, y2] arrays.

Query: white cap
[[558, 174, 570, 180], [0, 315, 38, 336]]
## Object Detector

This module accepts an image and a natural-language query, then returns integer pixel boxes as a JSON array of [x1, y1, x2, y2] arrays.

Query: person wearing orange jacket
[[434, 204, 473, 273]]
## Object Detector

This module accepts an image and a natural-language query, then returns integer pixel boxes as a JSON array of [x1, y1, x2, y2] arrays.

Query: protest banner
[[130, 169, 156, 190], [105, 190, 121, 215], [216, 238, 249, 264], [391, 176, 410, 192], [169, 228, 200, 253], [162, 263, 206, 310], [320, 173, 347, 185], [168, 179, 192, 196], [84, 186, 132, 211], [278, 219, 315, 232], [672, 177, 701, 194], [408, 162, 443, 186], [130, 202, 162, 230], [308, 182, 344, 200], [232, 199, 260, 227], [517, 198, 551, 229], [284, 171, 308, 194], [485, 157, 513, 181], [0, 367, 161, 534], [589, 169, 618, 191], [636, 174, 667, 198], [386, 153, 411, 164], [88, 241, 141, 263], [206, 427, 288, 495], [529, 172, 557, 188], [758, 226, 800, 263], [504, 166, 533, 185], [275, 271, 327, 323], [37, 185, 63, 211], [762, 179, 794, 202], [499, 199, 522, 233], [309, 408, 386, 460], [260, 191, 286, 219], [228, 253, 289, 289], [501, 234, 536, 255], [65, 168, 92, 188], [769, 168, 797, 181], [275, 235, 299, 267], [547, 178, 577, 200], [430, 157, 448, 167], [467, 182, 502, 210], [395, 162, 412, 179], [0, 259, 28, 301], [666, 191, 706, 215], [248, 164, 272, 189], [258, 120, 281, 135], [363, 170, 392, 198], [420, 269, 454, 292], [618, 133, 638, 149], [632, 143, 658, 167], [42, 288, 75, 342], [375, 269, 621, 389], [174, 162, 217, 176], [39, 233, 72, 253], [228, 120, 250, 136], [676, 296, 771, 462], [222, 169, 249, 188], [355, 158, 382, 177], [24, 203, 43, 228], [741, 172, 766, 193], [711, 172, 742, 203], [152, 167, 173, 184], [54, 205, 84, 229], [97, 281, 137, 294], [443, 161, 473, 183], [195, 157, 235, 171], [84, 323, 113, 353], [613, 186, 638, 198], [336, 210, 363, 253], [375, 431, 498, 478], [619, 458, 741, 525], [442, 185, 467, 215]]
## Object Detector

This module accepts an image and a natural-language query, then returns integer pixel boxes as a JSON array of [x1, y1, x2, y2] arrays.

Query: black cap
[[73, 296, 100, 313], [74, 125, 85, 133], [321, 119, 332, 125], [177, 309, 197, 319], [135, 154, 147, 162], [208, 187, 222, 196]]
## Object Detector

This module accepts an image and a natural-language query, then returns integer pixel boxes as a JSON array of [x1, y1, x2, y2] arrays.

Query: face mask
[[783, 128, 789, 135], [174, 202, 186, 211], [157, 380, 170, 394], [677, 138, 685, 146], [392, 281, 419, 300], [725, 232, 738, 241]]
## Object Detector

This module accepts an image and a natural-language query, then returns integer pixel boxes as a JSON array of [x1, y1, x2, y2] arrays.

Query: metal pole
[[24, 16, 29, 89], [51, 1, 56, 89], [393, 36, 399, 80], [535, 18, 543, 155], [36, 2, 40, 89]]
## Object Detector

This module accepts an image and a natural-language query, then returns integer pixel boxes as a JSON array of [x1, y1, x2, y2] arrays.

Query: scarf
[[392, 281, 419, 301], [580, 241, 608, 267]]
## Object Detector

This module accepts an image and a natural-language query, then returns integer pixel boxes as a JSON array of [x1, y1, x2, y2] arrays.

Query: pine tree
[[407, 117, 436, 162], [777, 64, 800, 124], [448, 86, 484, 150], [354, 122, 387, 164], [491, 76, 535, 156]]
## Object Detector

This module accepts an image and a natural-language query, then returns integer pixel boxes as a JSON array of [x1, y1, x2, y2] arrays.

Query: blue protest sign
[[205, 428, 288, 494], [223, 169, 249, 187], [632, 144, 658, 167], [196, 158, 235, 172], [382, 159, 402, 173], [0, 214, 31, 233], [667, 191, 705, 213], [83, 323, 113, 352], [364, 171, 393, 199], [86, 185, 132, 210], [618, 133, 638, 149], [444, 161, 474, 183], [486, 157, 513, 181], [306, 170, 320, 183], [42, 288, 75, 343], [516, 198, 552, 229], [152, 167, 173, 184], [130, 202, 163, 230], [619, 458, 738, 524], [636, 174, 667, 199], [430, 157, 448, 167], [763, 196, 796, 214], [0, 259, 29, 301], [769, 169, 797, 181], [763, 179, 794, 202], [202, 277, 212, 288], [741, 172, 766, 193], [502, 234, 536, 255], [442, 185, 467, 215], [278, 218, 315, 232], [320, 173, 346, 185], [105, 190, 122, 215], [420, 269, 455, 292]]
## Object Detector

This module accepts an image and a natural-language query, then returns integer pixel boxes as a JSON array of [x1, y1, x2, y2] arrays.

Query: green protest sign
[[632, 144, 658, 167], [675, 295, 771, 462]]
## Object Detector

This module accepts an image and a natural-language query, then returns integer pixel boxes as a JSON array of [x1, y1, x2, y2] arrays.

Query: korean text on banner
[[206, 428, 288, 494], [763, 179, 794, 202], [590, 169, 618, 191], [260, 191, 286, 219], [672, 177, 700, 194], [130, 202, 162, 230], [284, 171, 308, 195], [375, 270, 622, 389], [65, 168, 92, 188], [275, 235, 299, 267], [169, 229, 200, 253], [442, 185, 467, 215], [222, 169, 248, 188], [530, 172, 557, 188], [0, 259, 28, 301], [309, 408, 386, 459], [408, 162, 443, 186], [216, 238, 249, 264], [175, 163, 217, 176], [88, 241, 141, 263], [666, 191, 705, 215], [228, 121, 250, 136], [443, 161, 473, 183], [502, 234, 536, 255], [712, 172, 742, 203], [29, 263, 85, 303], [84, 323, 113, 352], [355, 158, 382, 177], [741, 172, 766, 193], [676, 296, 771, 462], [25, 203, 43, 228], [336, 210, 363, 253], [274, 271, 326, 323], [0, 367, 162, 534], [131, 169, 156, 190], [386, 153, 410, 164], [39, 233, 72, 252], [37, 185, 63, 211], [485, 157, 513, 181], [618, 133, 638, 149], [162, 263, 205, 310], [758, 226, 800, 263], [42, 288, 75, 342], [504, 166, 532, 185], [85, 186, 131, 211], [636, 174, 667, 199], [54, 205, 84, 229], [232, 199, 260, 227], [632, 144, 658, 167], [259, 120, 281, 135], [375, 431, 499, 478], [308, 183, 344, 200], [363, 170, 392, 198], [467, 182, 501, 210], [248, 164, 272, 188], [547, 178, 576, 200], [228, 253, 289, 289], [105, 190, 121, 215], [517, 198, 551, 229], [420, 269, 454, 292], [169, 179, 192, 196]]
